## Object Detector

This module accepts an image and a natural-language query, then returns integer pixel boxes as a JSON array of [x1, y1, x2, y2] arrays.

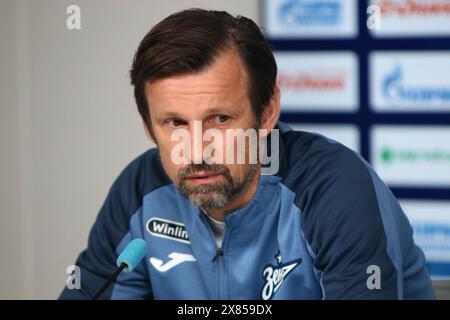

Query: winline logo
[[380, 147, 450, 164]]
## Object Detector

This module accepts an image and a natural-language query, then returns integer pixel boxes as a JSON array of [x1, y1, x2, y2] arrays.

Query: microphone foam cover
[[116, 239, 148, 272]]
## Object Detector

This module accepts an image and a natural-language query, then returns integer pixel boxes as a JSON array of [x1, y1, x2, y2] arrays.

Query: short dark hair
[[129, 8, 277, 132]]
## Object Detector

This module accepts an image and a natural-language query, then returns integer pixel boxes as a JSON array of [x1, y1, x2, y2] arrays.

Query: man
[[60, 9, 435, 300]]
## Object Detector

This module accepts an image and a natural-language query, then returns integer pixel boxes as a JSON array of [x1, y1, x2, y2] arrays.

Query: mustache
[[177, 163, 231, 181]]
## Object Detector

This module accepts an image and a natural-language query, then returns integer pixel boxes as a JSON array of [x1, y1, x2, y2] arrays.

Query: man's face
[[144, 49, 260, 210]]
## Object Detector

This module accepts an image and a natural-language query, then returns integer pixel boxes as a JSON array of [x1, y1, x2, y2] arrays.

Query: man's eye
[[166, 119, 186, 128], [212, 115, 230, 124]]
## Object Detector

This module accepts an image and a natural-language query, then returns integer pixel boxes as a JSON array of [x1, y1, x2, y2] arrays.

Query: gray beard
[[177, 163, 259, 210]]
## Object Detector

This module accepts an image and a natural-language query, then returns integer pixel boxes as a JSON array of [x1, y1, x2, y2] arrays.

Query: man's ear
[[143, 120, 156, 145], [260, 85, 281, 134]]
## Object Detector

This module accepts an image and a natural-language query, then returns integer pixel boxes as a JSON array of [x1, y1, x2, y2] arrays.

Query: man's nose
[[188, 121, 204, 164]]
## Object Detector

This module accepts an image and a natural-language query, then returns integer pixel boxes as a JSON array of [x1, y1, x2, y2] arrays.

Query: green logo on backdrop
[[380, 147, 450, 164]]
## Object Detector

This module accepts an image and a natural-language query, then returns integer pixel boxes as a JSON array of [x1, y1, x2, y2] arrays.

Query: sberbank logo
[[380, 147, 450, 164]]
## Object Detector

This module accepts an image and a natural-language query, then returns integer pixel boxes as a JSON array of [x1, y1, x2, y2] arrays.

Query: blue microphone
[[92, 239, 147, 300]]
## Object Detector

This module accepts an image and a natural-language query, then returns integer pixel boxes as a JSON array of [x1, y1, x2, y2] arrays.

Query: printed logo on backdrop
[[279, 0, 342, 26], [380, 146, 450, 166], [382, 65, 450, 107], [371, 126, 450, 187], [370, 52, 450, 112], [369, 0, 450, 37], [401, 201, 450, 267], [412, 221, 450, 260], [275, 52, 359, 112], [263, 0, 357, 38]]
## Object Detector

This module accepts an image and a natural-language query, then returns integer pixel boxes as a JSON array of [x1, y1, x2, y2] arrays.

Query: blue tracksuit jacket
[[59, 122, 435, 299]]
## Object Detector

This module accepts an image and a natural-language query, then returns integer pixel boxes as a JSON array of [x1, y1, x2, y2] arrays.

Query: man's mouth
[[184, 171, 223, 185]]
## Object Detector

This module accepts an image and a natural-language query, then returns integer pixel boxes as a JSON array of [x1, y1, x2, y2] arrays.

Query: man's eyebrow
[[157, 106, 241, 119], [203, 106, 240, 114]]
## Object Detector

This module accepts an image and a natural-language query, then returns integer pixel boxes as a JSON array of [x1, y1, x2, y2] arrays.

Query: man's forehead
[[145, 49, 249, 102], [146, 53, 250, 118]]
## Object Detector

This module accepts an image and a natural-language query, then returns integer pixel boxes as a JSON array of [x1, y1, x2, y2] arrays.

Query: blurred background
[[1, 0, 449, 299]]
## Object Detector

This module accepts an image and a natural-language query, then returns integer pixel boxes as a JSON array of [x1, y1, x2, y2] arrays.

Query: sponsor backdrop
[[262, 0, 450, 278]]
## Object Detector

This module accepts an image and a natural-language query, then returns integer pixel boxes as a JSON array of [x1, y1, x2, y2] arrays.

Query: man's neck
[[203, 169, 261, 222]]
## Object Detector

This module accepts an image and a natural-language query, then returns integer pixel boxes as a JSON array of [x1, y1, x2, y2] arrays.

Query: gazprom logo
[[278, 0, 342, 26], [411, 222, 450, 256], [382, 65, 450, 105], [413, 223, 450, 238]]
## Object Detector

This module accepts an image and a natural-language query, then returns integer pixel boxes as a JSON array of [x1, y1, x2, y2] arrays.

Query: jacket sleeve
[[292, 140, 435, 299]]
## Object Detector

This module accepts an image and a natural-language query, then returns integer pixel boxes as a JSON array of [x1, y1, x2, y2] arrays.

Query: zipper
[[212, 247, 223, 261], [200, 211, 228, 299]]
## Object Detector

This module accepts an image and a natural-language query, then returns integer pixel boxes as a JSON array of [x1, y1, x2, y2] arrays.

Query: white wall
[[0, 0, 259, 299], [0, 0, 23, 300]]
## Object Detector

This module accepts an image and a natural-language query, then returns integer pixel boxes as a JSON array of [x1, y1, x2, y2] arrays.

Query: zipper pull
[[212, 248, 223, 262]]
